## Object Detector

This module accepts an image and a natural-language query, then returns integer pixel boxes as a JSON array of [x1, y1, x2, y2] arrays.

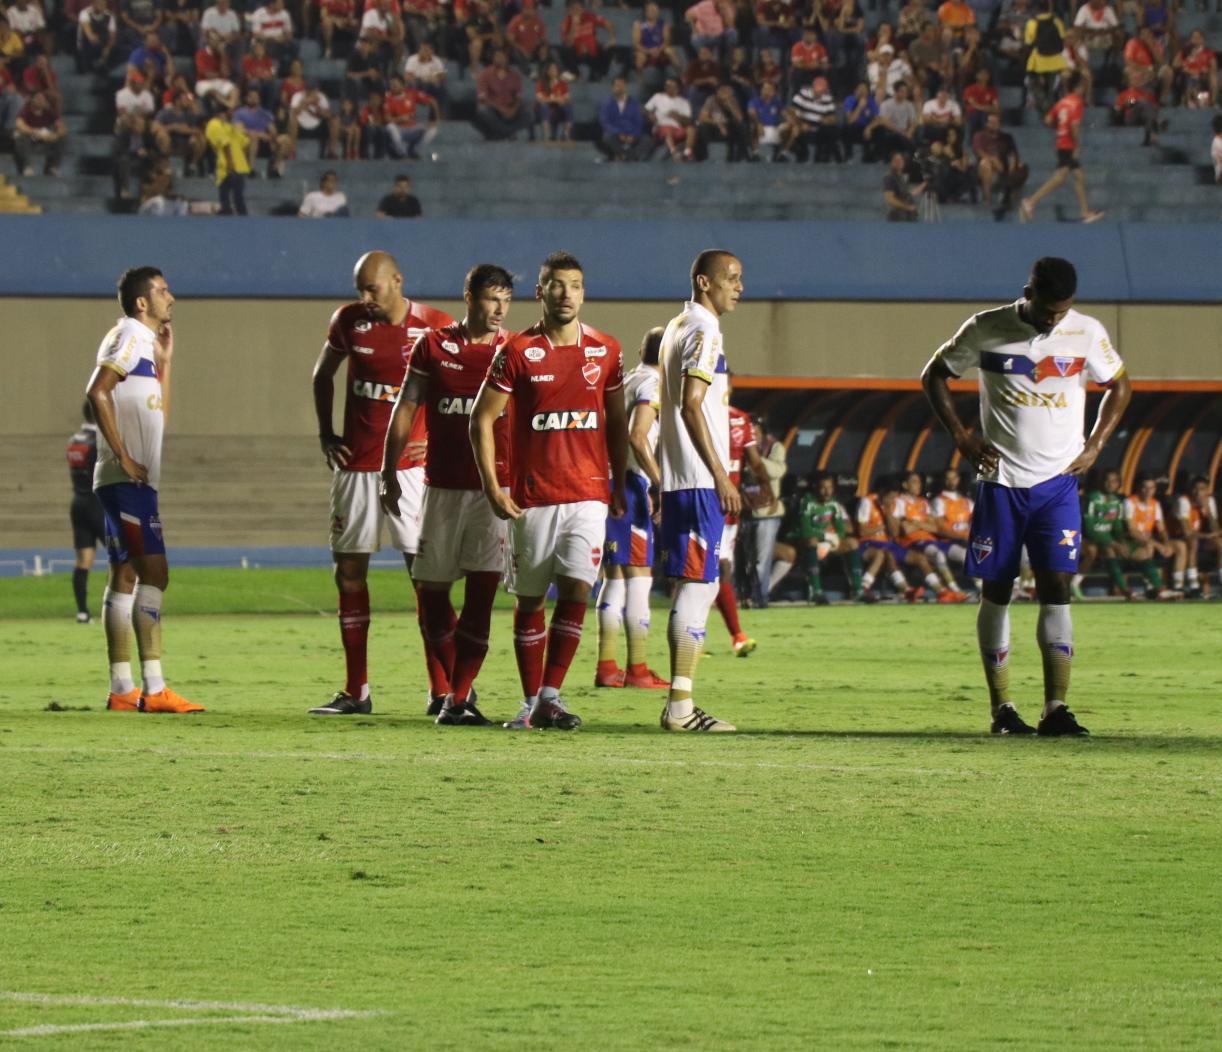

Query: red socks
[[513, 605, 547, 700], [715, 578, 742, 638], [338, 589, 370, 698], [451, 572, 500, 703], [417, 587, 456, 697], [542, 599, 587, 692]]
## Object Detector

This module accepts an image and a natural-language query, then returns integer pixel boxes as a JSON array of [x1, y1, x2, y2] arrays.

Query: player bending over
[[380, 264, 514, 725], [309, 250, 454, 715], [85, 266, 202, 713], [656, 250, 744, 732], [922, 256, 1131, 736], [595, 327, 670, 690], [470, 251, 629, 730]]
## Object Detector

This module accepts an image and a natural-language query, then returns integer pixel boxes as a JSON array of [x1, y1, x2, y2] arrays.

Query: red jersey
[[325, 299, 454, 472], [562, 10, 609, 55], [726, 405, 755, 527], [384, 87, 431, 126], [962, 83, 997, 113], [487, 321, 624, 508], [1180, 45, 1215, 76], [1050, 93, 1084, 150], [407, 322, 510, 491], [242, 53, 276, 80], [195, 47, 223, 79], [790, 40, 827, 67]]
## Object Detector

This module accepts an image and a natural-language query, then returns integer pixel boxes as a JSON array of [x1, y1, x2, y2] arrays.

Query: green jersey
[[796, 496, 849, 542], [1084, 490, 1125, 543]]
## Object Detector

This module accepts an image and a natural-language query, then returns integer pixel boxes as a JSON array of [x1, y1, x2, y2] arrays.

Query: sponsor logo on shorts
[[438, 396, 476, 416], [582, 362, 601, 386], [524, 347, 546, 362], [530, 410, 599, 431], [331, 515, 345, 534], [584, 345, 606, 358], [1059, 529, 1078, 546], [971, 535, 994, 562], [149, 515, 163, 541], [353, 379, 400, 402], [530, 374, 555, 383]]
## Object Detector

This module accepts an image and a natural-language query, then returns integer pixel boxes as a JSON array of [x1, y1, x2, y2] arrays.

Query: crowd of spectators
[[1, 0, 1219, 209]]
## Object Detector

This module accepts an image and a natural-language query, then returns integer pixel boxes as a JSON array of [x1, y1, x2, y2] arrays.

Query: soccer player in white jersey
[[84, 266, 203, 714], [656, 250, 743, 732], [595, 327, 670, 691], [922, 257, 1132, 736]]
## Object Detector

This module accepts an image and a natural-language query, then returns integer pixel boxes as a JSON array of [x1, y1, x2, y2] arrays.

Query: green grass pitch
[[1, 569, 1220, 1049]]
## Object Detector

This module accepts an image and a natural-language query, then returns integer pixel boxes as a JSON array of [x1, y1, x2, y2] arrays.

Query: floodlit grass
[[1, 570, 1220, 1049]]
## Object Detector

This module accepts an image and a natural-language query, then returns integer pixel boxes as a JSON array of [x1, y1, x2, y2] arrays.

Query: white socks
[[103, 587, 135, 694], [666, 580, 718, 718], [133, 584, 165, 694]]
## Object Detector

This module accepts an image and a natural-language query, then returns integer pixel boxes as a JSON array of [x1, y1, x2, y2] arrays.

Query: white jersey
[[935, 302, 1123, 489], [659, 300, 729, 492], [1175, 494, 1218, 525], [93, 317, 165, 491], [622, 363, 660, 480]]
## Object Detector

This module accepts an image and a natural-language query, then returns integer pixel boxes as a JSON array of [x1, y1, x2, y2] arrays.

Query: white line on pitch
[[0, 992, 375, 1016]]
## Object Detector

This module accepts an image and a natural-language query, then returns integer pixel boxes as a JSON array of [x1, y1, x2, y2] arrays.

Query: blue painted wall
[[0, 215, 1217, 301]]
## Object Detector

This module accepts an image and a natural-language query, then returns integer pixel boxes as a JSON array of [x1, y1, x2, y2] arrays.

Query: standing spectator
[[344, 34, 385, 102], [561, 0, 613, 81], [874, 78, 918, 157], [785, 74, 841, 161], [152, 89, 206, 173], [634, 2, 680, 96], [13, 89, 66, 174], [686, 0, 735, 59], [404, 40, 447, 112], [289, 80, 340, 157], [506, 0, 548, 72], [205, 99, 249, 214], [1024, 0, 1067, 113], [249, 0, 296, 73], [789, 26, 828, 91], [841, 78, 880, 160], [375, 172, 421, 216], [118, 0, 163, 57], [972, 111, 1026, 208], [383, 72, 439, 157], [7, 0, 50, 58], [1114, 72, 1160, 145], [596, 74, 647, 160], [233, 87, 290, 174], [241, 38, 278, 109], [693, 81, 749, 160], [534, 59, 572, 140], [361, 0, 405, 68], [319, 0, 358, 58], [1020, 73, 1104, 222], [747, 77, 783, 160], [1174, 30, 1217, 108], [337, 96, 361, 157], [1, 57, 23, 134], [883, 148, 923, 219], [277, 56, 305, 118], [298, 168, 349, 216], [683, 44, 721, 114], [962, 67, 998, 138], [76, 0, 118, 72], [474, 47, 531, 139], [751, 419, 787, 607]]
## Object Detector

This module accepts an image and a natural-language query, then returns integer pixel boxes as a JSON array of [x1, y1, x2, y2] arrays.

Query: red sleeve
[[487, 341, 522, 394], [417, 302, 456, 329], [325, 305, 351, 356], [406, 331, 431, 379], [606, 337, 624, 392]]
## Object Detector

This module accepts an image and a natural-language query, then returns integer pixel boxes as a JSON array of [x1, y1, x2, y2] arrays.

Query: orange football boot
[[594, 660, 626, 688], [106, 688, 141, 711], [138, 687, 205, 713], [623, 664, 670, 689]]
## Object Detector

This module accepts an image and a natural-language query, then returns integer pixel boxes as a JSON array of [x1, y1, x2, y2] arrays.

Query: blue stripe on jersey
[[125, 358, 158, 379], [715, 354, 728, 374], [979, 351, 1034, 377]]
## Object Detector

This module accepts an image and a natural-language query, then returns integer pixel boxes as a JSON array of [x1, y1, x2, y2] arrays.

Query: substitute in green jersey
[[1074, 468, 1130, 597], [774, 473, 866, 604]]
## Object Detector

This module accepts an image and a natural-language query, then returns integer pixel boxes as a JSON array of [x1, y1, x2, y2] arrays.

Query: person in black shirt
[[66, 401, 108, 623], [376, 173, 422, 217]]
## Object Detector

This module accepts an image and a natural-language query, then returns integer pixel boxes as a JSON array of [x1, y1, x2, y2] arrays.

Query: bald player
[[309, 251, 454, 715]]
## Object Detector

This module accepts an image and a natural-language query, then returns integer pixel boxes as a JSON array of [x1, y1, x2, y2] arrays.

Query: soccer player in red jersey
[[715, 402, 769, 654], [470, 251, 629, 730], [1020, 72, 1104, 223], [378, 264, 514, 726], [309, 250, 454, 715]]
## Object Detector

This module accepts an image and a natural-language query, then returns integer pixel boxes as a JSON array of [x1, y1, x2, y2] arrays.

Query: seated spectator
[[474, 48, 531, 139], [789, 27, 829, 92], [319, 0, 359, 59], [201, 0, 242, 64], [971, 111, 1026, 208], [205, 100, 250, 214], [597, 74, 647, 160], [241, 38, 278, 110], [359, 88, 387, 156], [337, 96, 361, 157], [405, 41, 447, 113], [634, 2, 681, 96], [153, 89, 207, 173], [922, 125, 976, 202], [683, 45, 722, 114], [534, 59, 572, 140], [755, 47, 783, 94], [1124, 26, 1173, 105], [76, 0, 118, 73], [866, 43, 912, 99], [195, 29, 239, 112], [1114, 71, 1160, 145], [753, 0, 796, 60], [692, 82, 749, 161], [233, 87, 290, 174], [1073, 0, 1122, 67], [118, 0, 163, 57], [1124, 475, 1187, 598], [383, 72, 438, 157], [1062, 26, 1093, 105], [873, 78, 917, 157], [1213, 113, 1222, 182], [825, 0, 867, 95], [785, 74, 842, 162], [1137, 0, 1172, 45], [0, 58, 23, 135], [841, 79, 880, 161], [113, 67, 155, 197], [461, 0, 503, 73], [951, 24, 985, 90], [937, 0, 975, 36], [344, 35, 385, 103], [506, 0, 548, 72], [249, 0, 297, 74], [1174, 30, 1217, 108], [362, 0, 406, 68], [883, 148, 923, 219], [686, 0, 735, 60], [299, 168, 349, 216], [21, 53, 61, 113], [919, 85, 961, 142], [561, 0, 613, 82], [138, 158, 188, 214], [908, 23, 951, 95], [13, 88, 65, 174], [129, 30, 172, 89], [7, 0, 50, 58], [1174, 476, 1222, 597], [727, 45, 756, 109], [961, 67, 997, 139], [747, 78, 783, 161], [401, 0, 443, 54], [896, 0, 932, 48], [1024, 0, 1067, 114], [162, 0, 200, 58], [289, 80, 340, 157], [376, 172, 422, 216]]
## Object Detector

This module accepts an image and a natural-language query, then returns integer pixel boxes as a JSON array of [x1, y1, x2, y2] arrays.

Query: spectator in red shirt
[[961, 67, 998, 138], [1021, 73, 1104, 222], [475, 47, 532, 138], [359, 88, 388, 156], [278, 57, 306, 119], [195, 29, 238, 111], [1124, 26, 1173, 104], [561, 0, 614, 81], [789, 26, 828, 91], [1174, 30, 1217, 108], [21, 53, 62, 113], [1114, 71, 1160, 144], [534, 59, 572, 140], [241, 38, 278, 110], [683, 44, 722, 113], [383, 72, 439, 157], [14, 88, 65, 175], [972, 111, 1027, 210], [507, 0, 548, 71]]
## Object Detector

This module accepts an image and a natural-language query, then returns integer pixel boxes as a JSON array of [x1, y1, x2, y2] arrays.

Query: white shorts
[[413, 486, 508, 583], [329, 467, 424, 555], [720, 522, 739, 566], [507, 500, 606, 596]]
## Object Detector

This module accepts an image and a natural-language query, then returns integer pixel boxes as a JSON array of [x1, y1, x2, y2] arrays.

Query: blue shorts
[[96, 483, 166, 566], [861, 538, 908, 562], [967, 474, 1082, 581], [660, 488, 723, 582], [605, 472, 654, 567]]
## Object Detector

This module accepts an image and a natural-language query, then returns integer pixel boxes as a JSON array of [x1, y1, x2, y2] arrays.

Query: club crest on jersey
[[1053, 356, 1075, 376], [441, 340, 460, 355], [353, 320, 372, 333], [584, 345, 607, 358], [971, 536, 994, 562], [524, 347, 547, 362], [582, 362, 601, 386], [353, 379, 400, 402], [531, 410, 599, 431]]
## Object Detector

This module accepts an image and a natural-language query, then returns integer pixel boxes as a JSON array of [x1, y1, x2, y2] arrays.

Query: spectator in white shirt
[[644, 75, 693, 159], [919, 86, 962, 143], [249, 0, 297, 72], [76, 0, 118, 73], [6, 0, 49, 56], [404, 40, 447, 111], [201, 0, 243, 63], [299, 169, 350, 217], [361, 0, 405, 66], [289, 82, 340, 157]]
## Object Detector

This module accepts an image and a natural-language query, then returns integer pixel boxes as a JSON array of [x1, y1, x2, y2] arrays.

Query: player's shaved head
[[690, 249, 739, 292], [640, 327, 664, 366], [354, 251, 405, 323], [354, 250, 401, 285]]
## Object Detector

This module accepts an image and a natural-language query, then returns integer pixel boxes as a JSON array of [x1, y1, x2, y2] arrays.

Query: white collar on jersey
[[684, 300, 721, 329]]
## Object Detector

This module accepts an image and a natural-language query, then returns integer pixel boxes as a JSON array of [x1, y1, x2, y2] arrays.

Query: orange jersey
[[932, 490, 973, 539], [1124, 495, 1163, 537], [856, 494, 889, 540], [891, 493, 938, 546]]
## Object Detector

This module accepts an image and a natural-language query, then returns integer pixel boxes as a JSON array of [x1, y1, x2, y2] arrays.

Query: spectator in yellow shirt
[[1024, 0, 1067, 111], [205, 103, 251, 215]]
